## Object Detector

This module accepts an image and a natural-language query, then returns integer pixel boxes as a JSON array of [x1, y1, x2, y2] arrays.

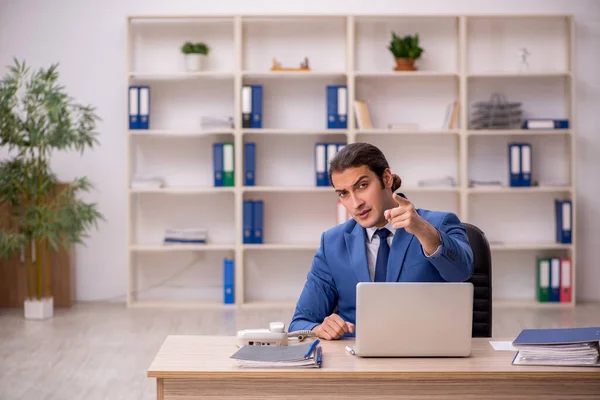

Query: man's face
[[332, 165, 391, 228]]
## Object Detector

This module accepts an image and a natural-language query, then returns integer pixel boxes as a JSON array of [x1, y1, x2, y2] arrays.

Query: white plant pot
[[184, 54, 204, 72], [24, 297, 54, 320]]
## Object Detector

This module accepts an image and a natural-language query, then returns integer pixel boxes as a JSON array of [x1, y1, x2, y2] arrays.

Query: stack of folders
[[231, 340, 322, 368], [512, 327, 600, 367], [164, 228, 207, 244]]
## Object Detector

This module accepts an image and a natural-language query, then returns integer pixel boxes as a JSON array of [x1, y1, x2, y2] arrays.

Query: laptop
[[353, 282, 474, 357]]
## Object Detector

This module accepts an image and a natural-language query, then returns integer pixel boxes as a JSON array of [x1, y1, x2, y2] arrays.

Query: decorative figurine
[[270, 57, 311, 72], [518, 48, 530, 72]]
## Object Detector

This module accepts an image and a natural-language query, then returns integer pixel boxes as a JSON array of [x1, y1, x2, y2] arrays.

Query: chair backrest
[[462, 222, 493, 338]]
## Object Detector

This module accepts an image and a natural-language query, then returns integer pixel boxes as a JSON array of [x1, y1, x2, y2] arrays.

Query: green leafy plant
[[0, 58, 104, 301], [180, 41, 210, 55], [388, 32, 424, 60]]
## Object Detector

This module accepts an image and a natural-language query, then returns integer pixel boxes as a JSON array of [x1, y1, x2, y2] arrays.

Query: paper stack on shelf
[[164, 228, 208, 244], [131, 175, 165, 189], [230, 340, 322, 368], [200, 116, 234, 131], [511, 327, 600, 367]]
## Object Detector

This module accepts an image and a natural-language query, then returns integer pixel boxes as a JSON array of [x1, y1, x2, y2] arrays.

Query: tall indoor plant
[[0, 58, 104, 319]]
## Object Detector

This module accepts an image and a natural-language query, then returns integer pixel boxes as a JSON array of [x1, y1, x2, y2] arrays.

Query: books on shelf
[[315, 142, 346, 187], [128, 85, 150, 130], [213, 142, 235, 187], [242, 85, 263, 128], [537, 257, 572, 303], [243, 200, 264, 244], [354, 100, 373, 130], [326, 85, 347, 129], [230, 339, 322, 368], [512, 327, 600, 367]]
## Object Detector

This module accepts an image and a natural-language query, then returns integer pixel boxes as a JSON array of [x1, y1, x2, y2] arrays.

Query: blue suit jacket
[[288, 209, 474, 336]]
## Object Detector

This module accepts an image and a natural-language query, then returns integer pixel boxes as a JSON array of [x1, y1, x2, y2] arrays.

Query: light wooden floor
[[0, 302, 599, 400]]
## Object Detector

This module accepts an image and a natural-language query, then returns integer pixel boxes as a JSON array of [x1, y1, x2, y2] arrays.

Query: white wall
[[1, 0, 599, 302]]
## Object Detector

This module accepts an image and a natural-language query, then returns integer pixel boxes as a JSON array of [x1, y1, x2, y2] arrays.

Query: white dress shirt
[[365, 223, 442, 282]]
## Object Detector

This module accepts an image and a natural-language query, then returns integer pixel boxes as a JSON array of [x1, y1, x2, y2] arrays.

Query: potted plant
[[0, 58, 104, 319], [181, 41, 210, 72], [387, 32, 424, 71]]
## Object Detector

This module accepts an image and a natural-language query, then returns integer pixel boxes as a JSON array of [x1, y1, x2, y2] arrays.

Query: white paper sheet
[[489, 341, 517, 351]]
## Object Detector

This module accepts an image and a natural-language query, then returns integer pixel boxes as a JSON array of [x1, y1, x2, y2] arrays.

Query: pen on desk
[[345, 346, 355, 355]]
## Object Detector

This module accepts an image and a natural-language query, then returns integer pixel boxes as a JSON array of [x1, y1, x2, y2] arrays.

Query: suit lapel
[[386, 228, 415, 282], [345, 222, 371, 283]]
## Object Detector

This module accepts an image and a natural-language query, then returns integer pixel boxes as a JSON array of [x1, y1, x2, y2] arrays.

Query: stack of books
[[512, 327, 600, 367]]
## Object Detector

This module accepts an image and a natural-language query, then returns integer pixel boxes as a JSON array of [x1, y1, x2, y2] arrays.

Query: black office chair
[[462, 222, 493, 338]]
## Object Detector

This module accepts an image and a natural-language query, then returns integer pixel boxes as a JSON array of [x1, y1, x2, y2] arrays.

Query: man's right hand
[[312, 314, 355, 340]]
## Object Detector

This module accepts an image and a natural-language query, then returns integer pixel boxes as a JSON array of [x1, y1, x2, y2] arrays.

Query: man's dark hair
[[328, 142, 402, 191]]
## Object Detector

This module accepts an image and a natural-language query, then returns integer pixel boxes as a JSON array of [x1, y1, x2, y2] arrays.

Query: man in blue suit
[[289, 142, 473, 340]]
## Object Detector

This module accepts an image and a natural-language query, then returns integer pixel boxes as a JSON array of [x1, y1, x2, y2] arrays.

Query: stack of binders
[[508, 142, 532, 187], [315, 142, 346, 187], [326, 85, 347, 129], [536, 257, 572, 303], [213, 142, 235, 187], [242, 85, 263, 128], [128, 85, 150, 130], [243, 200, 264, 244]]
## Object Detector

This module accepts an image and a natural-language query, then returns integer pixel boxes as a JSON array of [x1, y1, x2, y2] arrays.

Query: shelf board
[[243, 243, 320, 251], [129, 187, 236, 194], [130, 243, 235, 252], [128, 71, 234, 80], [494, 299, 574, 309], [468, 186, 572, 194], [354, 71, 458, 78], [129, 300, 237, 309], [129, 129, 234, 137], [242, 128, 347, 135], [467, 129, 571, 136], [402, 186, 460, 193], [242, 71, 346, 79], [243, 186, 332, 193], [241, 300, 298, 309], [468, 71, 571, 78], [490, 242, 573, 251], [357, 129, 459, 136]]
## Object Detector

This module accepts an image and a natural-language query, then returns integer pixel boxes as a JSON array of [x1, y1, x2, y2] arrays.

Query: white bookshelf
[[126, 14, 576, 309]]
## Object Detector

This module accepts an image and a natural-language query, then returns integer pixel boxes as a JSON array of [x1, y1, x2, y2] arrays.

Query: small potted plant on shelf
[[0, 58, 104, 319], [181, 41, 210, 72], [387, 32, 424, 71]]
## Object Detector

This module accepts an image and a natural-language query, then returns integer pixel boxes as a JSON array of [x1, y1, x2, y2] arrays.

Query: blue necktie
[[374, 228, 390, 282]]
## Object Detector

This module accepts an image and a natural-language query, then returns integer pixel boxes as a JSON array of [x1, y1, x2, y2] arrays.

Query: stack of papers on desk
[[230, 340, 322, 368], [512, 327, 600, 367]]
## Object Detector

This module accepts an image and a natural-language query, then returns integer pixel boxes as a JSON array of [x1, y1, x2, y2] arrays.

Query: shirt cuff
[[423, 231, 442, 258]]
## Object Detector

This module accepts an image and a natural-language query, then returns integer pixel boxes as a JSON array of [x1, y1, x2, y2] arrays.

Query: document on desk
[[230, 340, 322, 368], [489, 341, 517, 351]]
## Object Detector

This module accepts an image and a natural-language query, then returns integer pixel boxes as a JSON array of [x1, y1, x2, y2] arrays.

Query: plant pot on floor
[[24, 297, 54, 320], [394, 58, 416, 71], [184, 54, 204, 72]]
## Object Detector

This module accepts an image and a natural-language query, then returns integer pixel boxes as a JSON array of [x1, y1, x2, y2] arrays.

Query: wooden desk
[[148, 335, 600, 399]]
